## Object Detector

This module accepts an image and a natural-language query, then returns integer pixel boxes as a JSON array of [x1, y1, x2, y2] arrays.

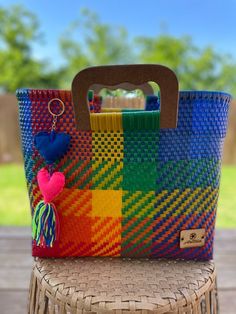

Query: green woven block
[[122, 162, 157, 191], [121, 217, 153, 257], [123, 130, 159, 162], [121, 190, 156, 217], [121, 190, 155, 256], [122, 111, 160, 130]]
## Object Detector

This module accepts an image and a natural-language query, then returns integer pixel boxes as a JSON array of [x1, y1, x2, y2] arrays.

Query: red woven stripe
[[57, 158, 93, 190]]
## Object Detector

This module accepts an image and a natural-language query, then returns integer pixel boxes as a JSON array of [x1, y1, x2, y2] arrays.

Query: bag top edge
[[16, 88, 232, 99]]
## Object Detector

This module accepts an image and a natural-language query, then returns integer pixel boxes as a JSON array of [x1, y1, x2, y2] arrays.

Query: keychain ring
[[48, 98, 65, 117]]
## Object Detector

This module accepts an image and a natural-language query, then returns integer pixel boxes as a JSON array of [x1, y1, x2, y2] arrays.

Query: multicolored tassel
[[32, 200, 60, 247]]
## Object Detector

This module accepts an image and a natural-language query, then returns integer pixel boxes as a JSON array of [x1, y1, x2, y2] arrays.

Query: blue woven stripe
[[157, 130, 224, 162], [16, 89, 33, 156], [145, 95, 159, 111], [156, 158, 220, 191], [192, 97, 230, 136], [189, 135, 224, 159], [158, 130, 190, 161], [152, 211, 215, 260], [145, 91, 231, 135]]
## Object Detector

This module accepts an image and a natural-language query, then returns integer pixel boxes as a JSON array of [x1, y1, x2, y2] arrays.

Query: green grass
[[0, 164, 31, 225], [217, 166, 236, 227], [0, 164, 236, 227]]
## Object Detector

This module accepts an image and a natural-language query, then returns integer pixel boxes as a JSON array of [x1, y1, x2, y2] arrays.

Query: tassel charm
[[32, 167, 65, 247], [32, 201, 60, 247]]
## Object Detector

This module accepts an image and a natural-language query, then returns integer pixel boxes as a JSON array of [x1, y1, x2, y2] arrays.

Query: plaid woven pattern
[[16, 89, 231, 260]]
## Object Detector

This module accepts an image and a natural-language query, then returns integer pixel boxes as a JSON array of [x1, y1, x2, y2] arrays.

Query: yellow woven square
[[92, 159, 123, 190], [92, 131, 124, 160], [91, 190, 122, 217]]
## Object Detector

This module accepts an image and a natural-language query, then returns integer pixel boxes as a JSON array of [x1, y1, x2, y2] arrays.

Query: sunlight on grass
[[0, 164, 235, 227], [0, 164, 30, 225], [217, 166, 236, 228]]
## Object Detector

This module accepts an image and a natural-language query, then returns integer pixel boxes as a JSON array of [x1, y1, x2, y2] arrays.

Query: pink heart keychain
[[37, 168, 65, 203]]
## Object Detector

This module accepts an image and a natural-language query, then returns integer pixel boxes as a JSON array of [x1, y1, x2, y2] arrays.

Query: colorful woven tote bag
[[17, 64, 231, 260]]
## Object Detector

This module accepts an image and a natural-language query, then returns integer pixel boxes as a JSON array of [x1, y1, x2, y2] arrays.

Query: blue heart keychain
[[34, 98, 71, 164], [34, 130, 70, 164]]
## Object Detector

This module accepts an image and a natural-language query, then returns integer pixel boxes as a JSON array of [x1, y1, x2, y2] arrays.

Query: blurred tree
[[60, 13, 236, 96], [136, 35, 236, 96], [0, 5, 60, 92], [59, 8, 134, 87], [1, 5, 236, 96]]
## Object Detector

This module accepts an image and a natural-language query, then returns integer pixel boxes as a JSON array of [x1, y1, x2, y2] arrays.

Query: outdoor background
[[0, 0, 235, 227]]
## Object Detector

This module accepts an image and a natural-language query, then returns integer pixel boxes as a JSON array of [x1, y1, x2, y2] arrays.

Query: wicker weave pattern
[[16, 89, 231, 260], [29, 257, 218, 313]]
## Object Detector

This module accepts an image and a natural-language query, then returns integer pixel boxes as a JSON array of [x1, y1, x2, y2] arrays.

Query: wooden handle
[[90, 82, 154, 95], [72, 64, 179, 130]]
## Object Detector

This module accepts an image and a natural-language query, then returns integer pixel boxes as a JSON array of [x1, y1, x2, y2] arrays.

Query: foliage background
[[0, 5, 236, 96], [0, 3, 235, 227]]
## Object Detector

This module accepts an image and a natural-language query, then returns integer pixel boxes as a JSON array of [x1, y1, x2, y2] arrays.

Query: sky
[[1, 0, 236, 66]]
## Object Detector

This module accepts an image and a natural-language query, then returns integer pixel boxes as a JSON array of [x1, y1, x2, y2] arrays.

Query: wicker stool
[[28, 257, 218, 314]]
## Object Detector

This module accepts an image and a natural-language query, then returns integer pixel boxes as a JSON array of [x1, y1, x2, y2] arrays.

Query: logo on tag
[[180, 229, 205, 248]]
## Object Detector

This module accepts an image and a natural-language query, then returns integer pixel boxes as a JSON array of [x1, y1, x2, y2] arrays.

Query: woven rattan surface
[[29, 257, 217, 313]]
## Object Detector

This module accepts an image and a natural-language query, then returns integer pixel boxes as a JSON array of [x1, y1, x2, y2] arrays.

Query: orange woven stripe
[[54, 188, 92, 217], [59, 241, 92, 257], [59, 215, 92, 255], [91, 217, 121, 256]]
